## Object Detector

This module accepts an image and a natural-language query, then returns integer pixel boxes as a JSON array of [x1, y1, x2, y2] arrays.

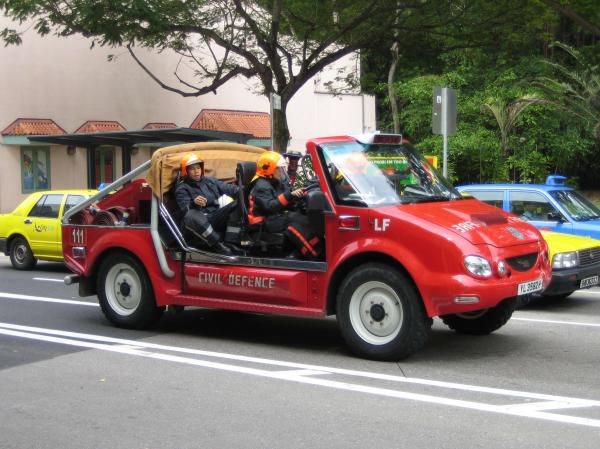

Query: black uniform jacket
[[175, 176, 239, 214], [249, 177, 293, 216]]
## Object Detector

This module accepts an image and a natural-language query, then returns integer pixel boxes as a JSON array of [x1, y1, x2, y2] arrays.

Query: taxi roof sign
[[545, 175, 567, 186]]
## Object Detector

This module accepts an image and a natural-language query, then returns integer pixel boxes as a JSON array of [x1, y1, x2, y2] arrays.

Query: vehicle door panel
[[26, 194, 63, 257], [508, 190, 573, 233], [184, 263, 309, 306]]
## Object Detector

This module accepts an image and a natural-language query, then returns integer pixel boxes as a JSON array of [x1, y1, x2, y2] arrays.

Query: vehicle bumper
[[427, 268, 552, 317], [543, 263, 600, 296], [0, 238, 7, 255]]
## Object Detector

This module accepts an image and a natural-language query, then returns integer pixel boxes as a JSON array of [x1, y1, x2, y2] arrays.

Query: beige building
[[0, 15, 375, 213]]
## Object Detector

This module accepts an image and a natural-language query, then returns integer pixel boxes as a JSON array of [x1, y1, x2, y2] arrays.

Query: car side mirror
[[547, 211, 565, 222]]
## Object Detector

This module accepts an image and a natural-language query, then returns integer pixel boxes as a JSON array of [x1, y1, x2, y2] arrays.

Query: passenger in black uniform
[[248, 151, 322, 260], [175, 153, 239, 255]]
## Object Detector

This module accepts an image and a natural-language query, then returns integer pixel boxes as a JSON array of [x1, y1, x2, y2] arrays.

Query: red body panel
[[63, 137, 552, 321]]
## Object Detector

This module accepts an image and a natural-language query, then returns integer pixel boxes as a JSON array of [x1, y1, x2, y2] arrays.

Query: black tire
[[9, 236, 37, 270], [336, 263, 430, 361], [441, 298, 517, 335], [97, 251, 164, 329]]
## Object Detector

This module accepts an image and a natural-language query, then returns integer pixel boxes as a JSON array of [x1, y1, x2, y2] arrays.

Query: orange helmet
[[180, 153, 204, 177], [256, 151, 282, 177]]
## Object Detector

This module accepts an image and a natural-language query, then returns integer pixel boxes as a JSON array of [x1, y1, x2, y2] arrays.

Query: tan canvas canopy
[[146, 141, 266, 197]]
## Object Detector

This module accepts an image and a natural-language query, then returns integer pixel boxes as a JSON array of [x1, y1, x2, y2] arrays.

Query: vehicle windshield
[[550, 190, 600, 221], [319, 140, 461, 206]]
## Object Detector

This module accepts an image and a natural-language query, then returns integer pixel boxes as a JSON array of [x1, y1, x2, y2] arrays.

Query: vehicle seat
[[236, 161, 285, 250]]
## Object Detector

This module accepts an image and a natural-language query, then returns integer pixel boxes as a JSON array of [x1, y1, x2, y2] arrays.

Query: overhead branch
[[127, 45, 256, 96], [544, 0, 600, 37]]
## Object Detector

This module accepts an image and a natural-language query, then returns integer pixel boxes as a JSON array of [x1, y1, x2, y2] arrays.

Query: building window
[[95, 146, 115, 186], [21, 147, 50, 193]]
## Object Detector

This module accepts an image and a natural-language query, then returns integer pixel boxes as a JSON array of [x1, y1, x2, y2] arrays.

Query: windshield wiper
[[409, 195, 452, 204]]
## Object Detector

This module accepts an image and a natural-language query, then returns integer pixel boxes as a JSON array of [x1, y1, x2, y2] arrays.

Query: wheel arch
[[85, 247, 149, 297], [326, 252, 423, 316], [6, 232, 30, 252]]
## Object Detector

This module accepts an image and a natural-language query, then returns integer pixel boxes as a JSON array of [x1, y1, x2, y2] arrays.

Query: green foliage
[[375, 25, 598, 185]]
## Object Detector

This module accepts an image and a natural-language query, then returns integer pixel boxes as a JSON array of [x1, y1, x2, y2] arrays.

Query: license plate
[[517, 279, 543, 295], [580, 275, 599, 289]]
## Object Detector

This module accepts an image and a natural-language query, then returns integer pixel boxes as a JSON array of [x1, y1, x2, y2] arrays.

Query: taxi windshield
[[319, 140, 461, 206], [550, 190, 600, 221]]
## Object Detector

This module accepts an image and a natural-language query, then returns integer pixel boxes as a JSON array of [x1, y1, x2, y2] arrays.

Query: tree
[[536, 42, 600, 141], [481, 96, 547, 160], [1, 0, 404, 151]]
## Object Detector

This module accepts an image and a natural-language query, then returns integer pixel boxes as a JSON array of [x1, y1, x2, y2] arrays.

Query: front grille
[[578, 247, 600, 267], [506, 252, 538, 272]]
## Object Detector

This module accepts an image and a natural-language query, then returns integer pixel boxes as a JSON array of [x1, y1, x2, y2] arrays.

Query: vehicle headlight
[[464, 255, 492, 278], [552, 251, 579, 269]]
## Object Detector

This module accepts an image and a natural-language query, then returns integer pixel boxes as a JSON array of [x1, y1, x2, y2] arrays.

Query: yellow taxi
[[0, 190, 97, 270], [539, 230, 600, 300]]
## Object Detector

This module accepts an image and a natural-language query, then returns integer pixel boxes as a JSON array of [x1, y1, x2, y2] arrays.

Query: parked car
[[538, 230, 600, 300], [456, 176, 600, 238], [0, 189, 97, 270]]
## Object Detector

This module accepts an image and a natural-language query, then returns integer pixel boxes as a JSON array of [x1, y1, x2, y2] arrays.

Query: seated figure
[[248, 151, 322, 260], [175, 153, 240, 255]]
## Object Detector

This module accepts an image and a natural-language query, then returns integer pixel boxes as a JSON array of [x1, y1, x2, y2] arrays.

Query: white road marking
[[3, 291, 600, 329], [1, 322, 600, 428], [0, 292, 98, 307], [33, 277, 64, 283], [513, 317, 600, 327], [575, 290, 600, 295]]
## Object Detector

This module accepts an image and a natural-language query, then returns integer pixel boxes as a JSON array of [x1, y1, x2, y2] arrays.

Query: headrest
[[237, 161, 257, 186]]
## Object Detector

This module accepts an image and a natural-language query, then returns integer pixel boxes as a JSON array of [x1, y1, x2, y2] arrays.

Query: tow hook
[[64, 274, 80, 285]]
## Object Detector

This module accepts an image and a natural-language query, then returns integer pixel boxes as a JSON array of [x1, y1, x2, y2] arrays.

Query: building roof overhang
[[27, 127, 252, 147]]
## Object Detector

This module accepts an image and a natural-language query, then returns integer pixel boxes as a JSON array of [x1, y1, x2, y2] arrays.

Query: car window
[[28, 194, 63, 218], [549, 190, 600, 221], [508, 191, 557, 221], [465, 190, 503, 209], [65, 195, 86, 214]]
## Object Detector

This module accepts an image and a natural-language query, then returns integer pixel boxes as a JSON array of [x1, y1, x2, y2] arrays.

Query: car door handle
[[24, 219, 32, 224]]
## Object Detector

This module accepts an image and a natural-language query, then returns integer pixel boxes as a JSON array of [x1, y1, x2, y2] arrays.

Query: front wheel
[[336, 263, 430, 361], [441, 298, 517, 335], [9, 236, 37, 270], [97, 251, 164, 329]]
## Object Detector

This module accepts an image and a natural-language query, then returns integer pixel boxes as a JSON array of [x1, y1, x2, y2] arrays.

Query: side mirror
[[547, 211, 565, 223]]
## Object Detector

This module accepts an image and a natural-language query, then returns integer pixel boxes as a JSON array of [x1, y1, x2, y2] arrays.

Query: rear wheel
[[336, 263, 430, 361], [9, 236, 37, 270], [441, 298, 517, 335], [97, 251, 163, 328]]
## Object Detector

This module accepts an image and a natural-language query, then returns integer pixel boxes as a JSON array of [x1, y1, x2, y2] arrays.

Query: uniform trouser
[[182, 202, 238, 246], [265, 211, 322, 259]]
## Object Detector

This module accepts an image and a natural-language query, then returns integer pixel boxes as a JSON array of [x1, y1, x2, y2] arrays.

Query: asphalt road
[[1, 255, 600, 449]]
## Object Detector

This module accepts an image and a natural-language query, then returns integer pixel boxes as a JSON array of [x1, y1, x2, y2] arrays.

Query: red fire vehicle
[[62, 135, 551, 360]]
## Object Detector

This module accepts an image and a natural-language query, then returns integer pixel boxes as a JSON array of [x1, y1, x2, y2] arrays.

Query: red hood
[[384, 199, 541, 248]]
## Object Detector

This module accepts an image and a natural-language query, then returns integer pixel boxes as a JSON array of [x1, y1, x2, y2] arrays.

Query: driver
[[248, 151, 322, 260]]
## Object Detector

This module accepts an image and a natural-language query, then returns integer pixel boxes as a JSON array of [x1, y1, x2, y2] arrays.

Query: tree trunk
[[388, 44, 400, 133], [271, 101, 290, 153]]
